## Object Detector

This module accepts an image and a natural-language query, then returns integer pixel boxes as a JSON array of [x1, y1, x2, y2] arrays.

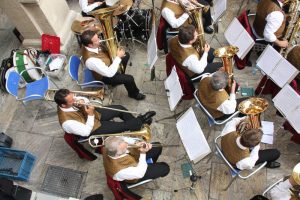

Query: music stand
[[209, 0, 227, 47]]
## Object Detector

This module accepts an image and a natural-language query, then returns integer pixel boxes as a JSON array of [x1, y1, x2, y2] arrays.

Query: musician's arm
[[85, 57, 121, 77], [263, 11, 284, 42], [217, 94, 237, 115], [79, 0, 102, 13], [161, 8, 189, 28], [62, 119, 94, 137], [182, 53, 208, 74], [236, 145, 260, 170]]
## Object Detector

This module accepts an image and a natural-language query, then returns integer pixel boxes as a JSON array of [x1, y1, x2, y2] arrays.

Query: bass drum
[[115, 9, 152, 43]]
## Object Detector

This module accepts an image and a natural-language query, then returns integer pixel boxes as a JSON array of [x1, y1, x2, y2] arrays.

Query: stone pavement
[[0, 0, 299, 199]]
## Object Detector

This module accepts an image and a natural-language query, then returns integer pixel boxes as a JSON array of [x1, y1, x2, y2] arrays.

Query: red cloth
[[166, 53, 194, 100], [156, 17, 168, 51], [283, 121, 300, 144], [41, 34, 60, 54], [234, 10, 255, 70], [106, 174, 140, 200], [64, 133, 97, 161]]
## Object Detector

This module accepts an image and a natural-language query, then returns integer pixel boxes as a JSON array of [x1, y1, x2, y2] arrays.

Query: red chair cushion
[[157, 17, 168, 51]]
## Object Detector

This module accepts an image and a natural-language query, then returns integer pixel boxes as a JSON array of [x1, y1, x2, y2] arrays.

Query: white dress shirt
[[60, 97, 95, 137], [84, 46, 122, 77], [201, 74, 237, 114], [111, 137, 148, 181], [161, 0, 189, 28], [269, 179, 292, 200], [221, 117, 261, 170], [253, 1, 284, 42], [79, 0, 101, 13]]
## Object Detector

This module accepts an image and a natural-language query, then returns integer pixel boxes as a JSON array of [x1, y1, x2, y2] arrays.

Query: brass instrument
[[280, 0, 300, 57], [88, 124, 151, 147], [89, 6, 125, 73], [178, 0, 209, 54], [213, 46, 239, 91], [290, 163, 300, 198], [236, 98, 269, 134]]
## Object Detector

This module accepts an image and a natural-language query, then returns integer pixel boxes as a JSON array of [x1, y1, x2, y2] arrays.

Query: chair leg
[[223, 175, 238, 191]]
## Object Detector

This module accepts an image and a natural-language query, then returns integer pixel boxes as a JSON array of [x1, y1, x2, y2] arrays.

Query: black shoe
[[139, 111, 156, 124], [144, 118, 153, 125], [130, 93, 146, 100], [246, 60, 252, 67], [266, 161, 281, 169], [204, 26, 214, 34]]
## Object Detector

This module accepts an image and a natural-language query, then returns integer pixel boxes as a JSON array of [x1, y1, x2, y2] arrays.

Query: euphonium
[[213, 46, 239, 91], [178, 0, 209, 54], [280, 0, 300, 57], [236, 98, 269, 134], [89, 6, 125, 73], [88, 124, 151, 148]]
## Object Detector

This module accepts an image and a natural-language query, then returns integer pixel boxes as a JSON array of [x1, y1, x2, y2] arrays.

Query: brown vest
[[57, 106, 101, 133], [161, 0, 190, 30], [198, 77, 230, 118], [102, 148, 140, 183], [169, 36, 199, 77], [287, 45, 300, 80], [221, 131, 250, 165], [253, 0, 286, 39], [82, 46, 112, 80]]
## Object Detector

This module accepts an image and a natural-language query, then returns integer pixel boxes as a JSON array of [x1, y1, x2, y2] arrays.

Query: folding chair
[[214, 135, 267, 190], [193, 89, 240, 126], [68, 55, 106, 89], [106, 174, 153, 200], [262, 177, 284, 198]]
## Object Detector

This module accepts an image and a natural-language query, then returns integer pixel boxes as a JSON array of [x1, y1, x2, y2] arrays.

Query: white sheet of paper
[[224, 18, 243, 45], [211, 0, 227, 22], [234, 30, 255, 59], [164, 67, 183, 111], [176, 107, 211, 163], [256, 45, 281, 75], [261, 121, 274, 144], [147, 23, 158, 70]]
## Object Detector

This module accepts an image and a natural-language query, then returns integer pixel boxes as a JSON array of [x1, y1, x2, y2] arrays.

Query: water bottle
[[252, 65, 258, 75]]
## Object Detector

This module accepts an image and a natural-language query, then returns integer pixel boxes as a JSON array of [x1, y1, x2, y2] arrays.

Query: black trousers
[[197, 0, 212, 27], [91, 105, 143, 135], [255, 149, 281, 165]]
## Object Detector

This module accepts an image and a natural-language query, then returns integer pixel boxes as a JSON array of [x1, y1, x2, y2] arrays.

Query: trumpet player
[[221, 117, 281, 170], [81, 30, 146, 100], [54, 89, 156, 137], [252, 0, 288, 48], [169, 25, 222, 81], [102, 136, 170, 185]]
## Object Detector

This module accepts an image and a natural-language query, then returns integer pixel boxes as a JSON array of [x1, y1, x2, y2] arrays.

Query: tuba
[[89, 6, 125, 73], [213, 46, 239, 91], [280, 0, 300, 57], [178, 0, 209, 55], [236, 98, 268, 134], [88, 124, 151, 147]]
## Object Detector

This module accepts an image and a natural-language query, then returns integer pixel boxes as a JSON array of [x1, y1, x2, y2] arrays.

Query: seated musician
[[169, 25, 222, 81], [80, 30, 146, 100], [54, 89, 156, 137], [161, 0, 214, 34], [102, 136, 170, 183], [79, 0, 106, 17], [287, 45, 300, 88], [270, 163, 300, 200], [198, 71, 237, 120], [252, 0, 288, 48], [221, 117, 281, 170]]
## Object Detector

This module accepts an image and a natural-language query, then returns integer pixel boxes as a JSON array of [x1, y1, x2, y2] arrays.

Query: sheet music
[[270, 58, 299, 88], [176, 107, 211, 163], [256, 45, 281, 75], [261, 121, 274, 144], [273, 85, 300, 132], [147, 23, 158, 70], [224, 18, 242, 45], [211, 0, 227, 22], [164, 67, 183, 111]]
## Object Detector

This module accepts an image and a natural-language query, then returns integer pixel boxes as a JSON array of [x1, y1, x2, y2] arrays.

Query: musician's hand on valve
[[138, 142, 152, 153], [275, 39, 288, 48], [204, 43, 210, 53], [117, 48, 125, 58], [84, 105, 95, 116]]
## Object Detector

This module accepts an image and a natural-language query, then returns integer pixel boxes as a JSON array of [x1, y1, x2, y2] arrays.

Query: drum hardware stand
[[209, 6, 227, 47]]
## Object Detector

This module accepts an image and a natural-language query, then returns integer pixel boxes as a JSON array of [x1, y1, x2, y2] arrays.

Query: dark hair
[[210, 71, 229, 90], [178, 25, 196, 44], [54, 89, 70, 106], [240, 129, 262, 148], [80, 30, 97, 46]]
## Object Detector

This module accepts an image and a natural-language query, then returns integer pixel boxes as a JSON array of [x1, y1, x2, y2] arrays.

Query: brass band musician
[[102, 136, 170, 182], [54, 89, 156, 137], [79, 0, 106, 17], [252, 0, 288, 48]]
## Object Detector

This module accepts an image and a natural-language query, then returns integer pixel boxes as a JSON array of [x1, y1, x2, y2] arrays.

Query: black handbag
[[0, 132, 13, 148]]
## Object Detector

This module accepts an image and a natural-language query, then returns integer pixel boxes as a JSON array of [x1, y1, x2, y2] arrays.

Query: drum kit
[[71, 0, 153, 46]]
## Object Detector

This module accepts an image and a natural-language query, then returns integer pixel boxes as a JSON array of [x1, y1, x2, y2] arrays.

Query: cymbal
[[71, 18, 103, 34], [113, 0, 133, 16]]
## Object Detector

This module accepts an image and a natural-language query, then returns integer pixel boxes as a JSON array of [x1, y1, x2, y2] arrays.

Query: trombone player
[[54, 89, 156, 137]]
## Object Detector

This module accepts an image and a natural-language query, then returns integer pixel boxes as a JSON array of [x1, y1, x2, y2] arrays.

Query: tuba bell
[[236, 97, 268, 134], [214, 46, 239, 91], [88, 124, 151, 148]]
